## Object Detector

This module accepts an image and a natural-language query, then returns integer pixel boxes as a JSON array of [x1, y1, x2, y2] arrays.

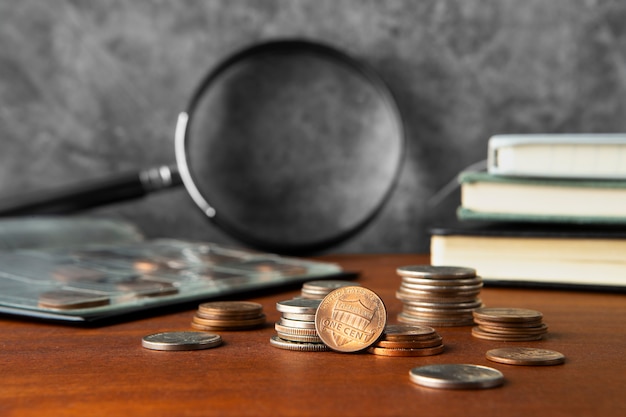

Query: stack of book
[[430, 133, 626, 291]]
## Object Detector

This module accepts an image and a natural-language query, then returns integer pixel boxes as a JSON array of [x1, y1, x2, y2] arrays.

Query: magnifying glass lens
[[186, 44, 403, 250]]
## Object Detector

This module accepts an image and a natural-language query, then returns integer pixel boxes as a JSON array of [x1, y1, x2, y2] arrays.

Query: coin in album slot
[[315, 286, 387, 353], [115, 279, 179, 298], [409, 364, 504, 390], [38, 289, 110, 310], [486, 347, 565, 366], [142, 331, 222, 351], [269, 335, 330, 352], [397, 265, 476, 279], [51, 265, 107, 283]]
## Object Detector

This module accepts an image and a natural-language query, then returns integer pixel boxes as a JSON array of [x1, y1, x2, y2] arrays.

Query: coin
[[473, 307, 543, 323], [409, 364, 504, 389], [302, 280, 358, 292], [471, 326, 544, 341], [486, 347, 565, 366], [368, 344, 445, 357], [276, 298, 321, 315], [382, 324, 437, 340], [269, 335, 330, 352], [191, 313, 266, 330], [374, 336, 443, 349], [315, 286, 387, 353], [141, 331, 222, 351], [198, 301, 264, 319], [397, 265, 476, 279], [38, 289, 110, 310]]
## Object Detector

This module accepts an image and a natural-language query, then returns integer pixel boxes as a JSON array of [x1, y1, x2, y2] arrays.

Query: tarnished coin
[[368, 344, 444, 357], [198, 301, 264, 319], [471, 326, 544, 341], [191, 313, 266, 330], [141, 331, 222, 351], [382, 324, 437, 341], [409, 364, 504, 389], [397, 265, 476, 279], [473, 307, 543, 323], [315, 286, 387, 353], [269, 336, 330, 352], [486, 347, 565, 366]]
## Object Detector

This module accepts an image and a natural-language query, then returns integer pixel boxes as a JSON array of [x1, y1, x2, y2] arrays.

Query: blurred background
[[1, 0, 625, 254]]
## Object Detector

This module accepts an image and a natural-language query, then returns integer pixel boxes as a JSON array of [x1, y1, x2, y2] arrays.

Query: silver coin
[[302, 280, 359, 291], [409, 364, 504, 389], [269, 335, 330, 352], [279, 317, 317, 329], [276, 298, 321, 314], [397, 265, 476, 279], [280, 311, 317, 321], [141, 331, 222, 351]]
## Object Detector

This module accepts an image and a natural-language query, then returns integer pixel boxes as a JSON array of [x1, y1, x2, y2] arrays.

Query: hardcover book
[[487, 133, 626, 179], [458, 171, 626, 225], [430, 222, 626, 291]]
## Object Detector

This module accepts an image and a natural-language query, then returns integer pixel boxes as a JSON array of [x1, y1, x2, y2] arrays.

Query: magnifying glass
[[0, 39, 405, 254]]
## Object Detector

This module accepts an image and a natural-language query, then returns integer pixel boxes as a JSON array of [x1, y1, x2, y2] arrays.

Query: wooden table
[[1, 254, 624, 417]]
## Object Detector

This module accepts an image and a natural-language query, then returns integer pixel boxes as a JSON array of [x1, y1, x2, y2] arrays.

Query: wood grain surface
[[1, 253, 624, 417]]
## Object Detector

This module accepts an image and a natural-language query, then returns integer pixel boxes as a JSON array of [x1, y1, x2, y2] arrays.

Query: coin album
[[0, 239, 345, 323]]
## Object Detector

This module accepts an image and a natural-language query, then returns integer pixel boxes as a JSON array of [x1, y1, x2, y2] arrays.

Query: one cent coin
[[315, 286, 387, 353], [486, 347, 565, 366]]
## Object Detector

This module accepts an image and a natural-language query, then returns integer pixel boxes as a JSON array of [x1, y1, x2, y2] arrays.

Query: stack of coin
[[300, 280, 359, 299], [367, 324, 444, 357], [271, 298, 329, 351], [395, 265, 483, 327], [472, 307, 548, 341], [191, 301, 266, 331]]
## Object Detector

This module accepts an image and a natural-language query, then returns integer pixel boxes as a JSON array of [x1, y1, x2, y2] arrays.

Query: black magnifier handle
[[0, 165, 182, 216]]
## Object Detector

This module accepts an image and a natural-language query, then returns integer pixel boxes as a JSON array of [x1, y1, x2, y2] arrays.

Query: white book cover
[[487, 133, 626, 179]]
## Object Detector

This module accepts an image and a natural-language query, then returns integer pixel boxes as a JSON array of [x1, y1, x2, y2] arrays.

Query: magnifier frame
[[174, 39, 405, 254]]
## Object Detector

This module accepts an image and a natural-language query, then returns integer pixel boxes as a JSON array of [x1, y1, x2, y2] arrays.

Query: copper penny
[[486, 347, 565, 366], [315, 286, 387, 353]]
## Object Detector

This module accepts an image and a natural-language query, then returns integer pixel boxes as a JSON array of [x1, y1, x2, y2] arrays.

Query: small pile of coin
[[270, 298, 329, 351], [300, 280, 358, 299], [395, 265, 483, 327], [472, 307, 548, 341], [191, 301, 266, 331], [367, 324, 444, 357]]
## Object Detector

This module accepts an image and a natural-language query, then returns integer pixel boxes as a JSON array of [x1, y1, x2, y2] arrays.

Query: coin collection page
[[0, 239, 342, 322]]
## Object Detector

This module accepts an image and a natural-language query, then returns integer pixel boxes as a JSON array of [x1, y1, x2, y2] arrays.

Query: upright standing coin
[[141, 331, 222, 351], [486, 347, 565, 366], [409, 364, 504, 389], [315, 286, 387, 353]]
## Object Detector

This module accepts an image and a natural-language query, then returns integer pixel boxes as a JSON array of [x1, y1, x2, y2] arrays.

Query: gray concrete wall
[[1, 0, 625, 254]]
